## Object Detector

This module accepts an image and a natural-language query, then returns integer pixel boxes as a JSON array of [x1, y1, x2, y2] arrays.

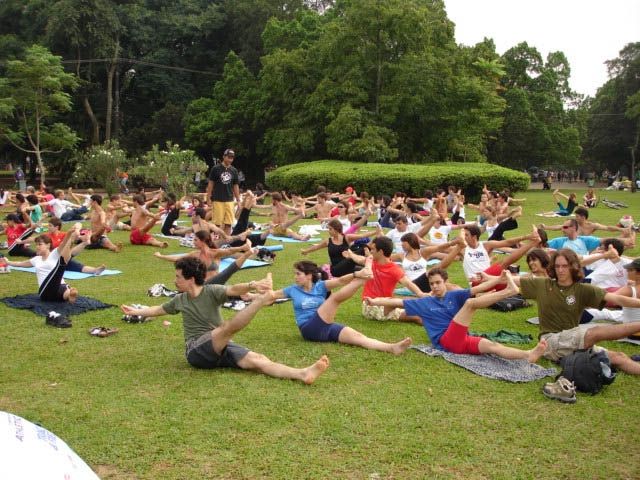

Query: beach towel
[[410, 344, 557, 382], [9, 266, 122, 280], [0, 294, 114, 316]]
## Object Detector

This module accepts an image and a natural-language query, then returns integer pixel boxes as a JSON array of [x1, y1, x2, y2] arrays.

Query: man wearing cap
[[206, 149, 241, 235]]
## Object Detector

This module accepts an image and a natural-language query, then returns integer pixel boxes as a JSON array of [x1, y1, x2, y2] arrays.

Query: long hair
[[294, 260, 328, 283], [327, 218, 343, 234], [550, 248, 584, 282], [195, 230, 216, 248]]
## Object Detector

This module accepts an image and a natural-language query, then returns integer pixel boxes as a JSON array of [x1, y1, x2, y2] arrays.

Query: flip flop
[[90, 326, 120, 337]]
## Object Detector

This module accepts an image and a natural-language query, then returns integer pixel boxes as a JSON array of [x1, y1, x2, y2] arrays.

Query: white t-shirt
[[586, 257, 631, 289], [428, 225, 452, 244], [462, 243, 491, 280], [30, 249, 65, 287], [47, 199, 74, 219], [386, 224, 422, 251]]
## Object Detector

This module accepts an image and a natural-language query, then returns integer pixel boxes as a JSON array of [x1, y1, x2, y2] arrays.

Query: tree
[[585, 43, 640, 177], [0, 44, 79, 183]]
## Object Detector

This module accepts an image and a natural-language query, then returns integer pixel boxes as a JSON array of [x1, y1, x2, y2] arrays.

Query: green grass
[[1, 188, 639, 479]]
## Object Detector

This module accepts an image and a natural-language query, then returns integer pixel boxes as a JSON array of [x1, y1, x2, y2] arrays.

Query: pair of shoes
[[222, 299, 250, 311], [257, 248, 275, 262], [46, 311, 72, 328], [147, 284, 177, 297], [90, 326, 119, 337], [542, 376, 576, 403], [122, 314, 151, 323]]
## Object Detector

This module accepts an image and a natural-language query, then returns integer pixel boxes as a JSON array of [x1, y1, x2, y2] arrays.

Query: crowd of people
[[2, 152, 640, 397]]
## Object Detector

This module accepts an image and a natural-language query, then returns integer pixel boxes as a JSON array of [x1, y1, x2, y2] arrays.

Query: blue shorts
[[185, 331, 250, 369], [298, 311, 345, 343]]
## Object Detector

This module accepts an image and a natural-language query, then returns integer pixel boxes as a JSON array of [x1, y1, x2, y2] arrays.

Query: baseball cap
[[623, 258, 640, 271], [223, 149, 235, 157]]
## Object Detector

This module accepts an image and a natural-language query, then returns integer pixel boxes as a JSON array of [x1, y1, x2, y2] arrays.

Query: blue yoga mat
[[10, 266, 122, 280]]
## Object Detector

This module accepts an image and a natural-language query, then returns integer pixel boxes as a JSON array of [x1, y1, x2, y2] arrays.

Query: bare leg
[[81, 264, 106, 275], [438, 236, 465, 271], [237, 352, 330, 384], [337, 327, 412, 354], [317, 278, 366, 322], [583, 322, 640, 348], [455, 271, 518, 323], [606, 350, 640, 375], [211, 292, 272, 353], [478, 337, 547, 362]]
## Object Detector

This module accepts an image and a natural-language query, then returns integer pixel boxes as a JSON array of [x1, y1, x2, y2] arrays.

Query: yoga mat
[[9, 266, 122, 280], [267, 235, 319, 243]]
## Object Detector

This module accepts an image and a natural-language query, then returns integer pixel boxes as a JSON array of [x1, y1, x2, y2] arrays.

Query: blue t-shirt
[[283, 281, 329, 327], [404, 289, 471, 350], [548, 236, 601, 255]]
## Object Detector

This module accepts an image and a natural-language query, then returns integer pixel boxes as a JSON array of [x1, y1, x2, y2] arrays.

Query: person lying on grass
[[4, 227, 81, 303], [365, 267, 548, 362], [252, 259, 412, 354], [121, 257, 328, 384]]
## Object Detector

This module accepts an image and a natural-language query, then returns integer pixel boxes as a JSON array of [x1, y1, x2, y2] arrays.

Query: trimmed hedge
[[265, 160, 530, 201]]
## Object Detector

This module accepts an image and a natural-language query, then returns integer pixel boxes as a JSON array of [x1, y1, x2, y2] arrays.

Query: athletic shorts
[[272, 225, 294, 237], [86, 234, 108, 249], [361, 302, 403, 321], [185, 331, 250, 369], [470, 263, 506, 291], [439, 321, 482, 355], [130, 228, 152, 245], [212, 201, 235, 226], [298, 311, 345, 342], [541, 327, 589, 362]]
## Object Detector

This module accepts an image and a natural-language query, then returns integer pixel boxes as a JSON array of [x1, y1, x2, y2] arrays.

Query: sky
[[445, 0, 640, 97]]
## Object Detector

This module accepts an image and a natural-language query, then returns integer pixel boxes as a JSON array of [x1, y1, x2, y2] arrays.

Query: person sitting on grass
[[129, 194, 169, 248], [121, 257, 329, 384], [365, 267, 548, 361], [252, 192, 311, 241], [4, 227, 81, 303], [3, 212, 35, 257], [264, 259, 412, 354], [542, 189, 577, 216], [511, 248, 640, 375]]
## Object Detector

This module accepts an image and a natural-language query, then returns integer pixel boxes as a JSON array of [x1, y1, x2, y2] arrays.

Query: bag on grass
[[558, 347, 616, 394], [489, 294, 531, 312], [349, 238, 370, 256]]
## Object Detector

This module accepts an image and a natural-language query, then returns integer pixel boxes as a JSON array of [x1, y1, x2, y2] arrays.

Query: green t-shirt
[[520, 277, 606, 336], [162, 284, 228, 342]]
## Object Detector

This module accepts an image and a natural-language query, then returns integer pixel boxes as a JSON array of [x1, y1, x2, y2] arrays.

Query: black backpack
[[559, 347, 616, 394], [489, 294, 531, 312]]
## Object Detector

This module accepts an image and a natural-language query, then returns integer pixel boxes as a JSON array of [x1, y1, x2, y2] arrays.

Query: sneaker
[[161, 286, 178, 297], [147, 284, 165, 297], [542, 376, 577, 403], [46, 311, 72, 328]]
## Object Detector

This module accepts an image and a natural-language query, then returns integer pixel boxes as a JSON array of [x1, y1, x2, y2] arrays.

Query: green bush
[[71, 141, 131, 194], [265, 160, 530, 200]]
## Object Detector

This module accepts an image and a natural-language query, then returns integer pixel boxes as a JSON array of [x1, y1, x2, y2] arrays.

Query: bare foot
[[527, 338, 548, 363], [94, 264, 106, 276], [358, 256, 374, 279], [502, 270, 518, 296], [68, 287, 78, 303], [114, 242, 123, 253], [390, 337, 412, 355], [301, 355, 330, 385], [300, 234, 311, 241]]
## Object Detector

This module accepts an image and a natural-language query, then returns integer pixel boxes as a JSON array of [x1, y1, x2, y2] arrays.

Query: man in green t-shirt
[[121, 257, 329, 384], [513, 248, 640, 375]]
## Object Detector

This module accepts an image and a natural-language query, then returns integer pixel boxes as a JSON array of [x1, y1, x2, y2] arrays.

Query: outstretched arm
[[121, 304, 167, 318]]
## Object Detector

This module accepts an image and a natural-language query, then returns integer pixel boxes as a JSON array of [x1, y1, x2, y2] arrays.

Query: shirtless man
[[303, 192, 334, 221], [129, 194, 168, 248], [540, 207, 635, 248], [253, 192, 310, 241], [87, 195, 123, 253], [106, 194, 132, 232]]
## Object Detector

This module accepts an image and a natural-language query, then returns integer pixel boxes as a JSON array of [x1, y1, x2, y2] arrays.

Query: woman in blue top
[[270, 259, 412, 354]]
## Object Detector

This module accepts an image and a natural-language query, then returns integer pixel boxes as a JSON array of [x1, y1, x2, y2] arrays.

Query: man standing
[[206, 149, 241, 235], [121, 257, 329, 383]]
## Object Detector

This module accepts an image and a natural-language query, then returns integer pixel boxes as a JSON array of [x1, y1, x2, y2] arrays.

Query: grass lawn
[[1, 187, 639, 479]]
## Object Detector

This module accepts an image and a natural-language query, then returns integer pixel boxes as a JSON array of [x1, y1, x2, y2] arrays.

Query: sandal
[[90, 326, 120, 337]]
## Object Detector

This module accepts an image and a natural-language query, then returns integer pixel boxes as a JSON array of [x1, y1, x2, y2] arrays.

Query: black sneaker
[[46, 311, 72, 328]]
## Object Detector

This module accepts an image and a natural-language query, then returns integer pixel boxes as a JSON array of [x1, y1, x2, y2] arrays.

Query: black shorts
[[185, 331, 250, 369]]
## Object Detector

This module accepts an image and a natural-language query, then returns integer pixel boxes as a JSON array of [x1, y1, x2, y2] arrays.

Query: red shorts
[[130, 228, 152, 245], [439, 321, 482, 355], [471, 264, 506, 291]]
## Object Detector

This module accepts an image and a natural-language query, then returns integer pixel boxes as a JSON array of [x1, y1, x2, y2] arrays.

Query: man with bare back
[[129, 194, 168, 248]]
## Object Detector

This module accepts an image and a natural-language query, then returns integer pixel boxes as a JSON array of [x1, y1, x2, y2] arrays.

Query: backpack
[[349, 238, 370, 256], [558, 347, 616, 394], [489, 294, 531, 312]]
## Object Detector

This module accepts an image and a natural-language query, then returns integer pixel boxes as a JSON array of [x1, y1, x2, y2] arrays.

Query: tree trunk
[[35, 151, 45, 185], [105, 40, 120, 142], [83, 94, 100, 145]]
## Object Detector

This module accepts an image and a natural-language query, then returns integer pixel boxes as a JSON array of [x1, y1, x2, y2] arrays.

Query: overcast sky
[[445, 0, 640, 97]]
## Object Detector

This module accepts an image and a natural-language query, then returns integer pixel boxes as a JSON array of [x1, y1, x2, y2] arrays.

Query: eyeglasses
[[554, 264, 570, 269], [337, 205, 346, 208]]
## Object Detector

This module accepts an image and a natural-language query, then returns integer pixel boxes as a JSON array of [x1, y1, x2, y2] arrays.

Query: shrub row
[[265, 160, 530, 201]]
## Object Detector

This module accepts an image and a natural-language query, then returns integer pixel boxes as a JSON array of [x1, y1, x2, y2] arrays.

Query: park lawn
[[0, 187, 639, 479]]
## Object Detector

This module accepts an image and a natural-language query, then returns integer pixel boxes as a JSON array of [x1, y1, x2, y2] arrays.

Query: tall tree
[[586, 43, 640, 178], [0, 45, 80, 183]]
